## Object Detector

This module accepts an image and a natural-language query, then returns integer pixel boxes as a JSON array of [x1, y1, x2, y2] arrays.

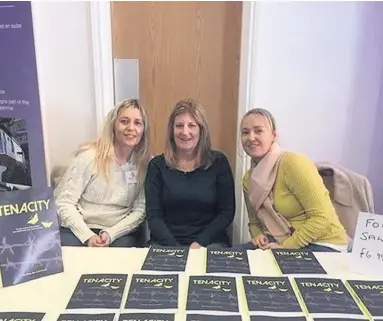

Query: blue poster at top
[[0, 1, 47, 190]]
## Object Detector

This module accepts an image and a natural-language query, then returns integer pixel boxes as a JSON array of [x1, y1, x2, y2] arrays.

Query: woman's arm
[[101, 188, 146, 243], [55, 150, 96, 244], [145, 158, 179, 246], [195, 153, 235, 246], [281, 154, 337, 248]]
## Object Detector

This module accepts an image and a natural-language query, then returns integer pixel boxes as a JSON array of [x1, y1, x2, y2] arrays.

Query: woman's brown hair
[[164, 98, 214, 169]]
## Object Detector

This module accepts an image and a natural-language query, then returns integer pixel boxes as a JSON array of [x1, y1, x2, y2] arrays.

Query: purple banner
[[0, 1, 46, 191]]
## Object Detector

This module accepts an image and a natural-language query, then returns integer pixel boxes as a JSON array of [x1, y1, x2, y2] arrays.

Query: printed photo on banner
[[0, 117, 31, 191]]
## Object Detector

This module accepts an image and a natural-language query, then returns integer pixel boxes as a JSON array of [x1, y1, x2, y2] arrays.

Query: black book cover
[[206, 249, 250, 275], [0, 312, 45, 321], [295, 277, 363, 317], [141, 246, 189, 272], [56, 313, 115, 321], [186, 275, 239, 313], [187, 315, 242, 321], [348, 280, 383, 318], [118, 313, 175, 321], [250, 317, 307, 321], [66, 274, 127, 311], [312, 319, 368, 321], [243, 276, 303, 316], [272, 249, 327, 275], [124, 274, 178, 311]]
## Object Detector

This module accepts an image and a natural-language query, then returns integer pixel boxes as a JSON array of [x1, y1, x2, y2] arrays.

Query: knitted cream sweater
[[54, 149, 145, 244]]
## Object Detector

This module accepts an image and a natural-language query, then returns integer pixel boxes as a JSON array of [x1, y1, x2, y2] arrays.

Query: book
[[65, 274, 127, 312], [271, 249, 327, 276], [56, 313, 116, 321], [0, 187, 63, 288], [312, 318, 368, 321], [242, 276, 303, 317], [347, 280, 383, 319], [206, 249, 250, 275], [187, 315, 242, 321], [186, 275, 239, 314], [294, 277, 364, 318], [250, 317, 307, 321], [118, 313, 175, 321], [141, 245, 189, 272], [0, 312, 46, 321], [124, 274, 179, 312]]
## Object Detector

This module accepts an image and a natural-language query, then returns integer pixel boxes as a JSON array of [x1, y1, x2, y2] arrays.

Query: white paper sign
[[350, 212, 383, 278], [124, 170, 137, 184]]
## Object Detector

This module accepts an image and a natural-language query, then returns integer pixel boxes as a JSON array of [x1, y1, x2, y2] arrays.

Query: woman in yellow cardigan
[[237, 108, 348, 252]]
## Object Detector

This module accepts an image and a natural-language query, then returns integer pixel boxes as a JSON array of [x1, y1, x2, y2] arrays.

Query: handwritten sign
[[350, 212, 383, 278]]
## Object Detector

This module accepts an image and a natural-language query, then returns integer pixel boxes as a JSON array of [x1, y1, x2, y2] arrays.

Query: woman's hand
[[100, 232, 111, 246], [87, 235, 104, 247], [263, 242, 283, 249], [251, 234, 270, 248], [190, 242, 202, 249]]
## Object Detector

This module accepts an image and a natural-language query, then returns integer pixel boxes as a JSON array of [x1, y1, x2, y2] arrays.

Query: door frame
[[89, 1, 258, 244], [89, 1, 115, 131]]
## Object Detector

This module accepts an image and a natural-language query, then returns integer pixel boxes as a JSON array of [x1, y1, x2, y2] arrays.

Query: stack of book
[[186, 275, 239, 315], [242, 276, 303, 318], [271, 249, 327, 276], [56, 313, 116, 321], [206, 249, 250, 275], [347, 280, 383, 320], [64, 273, 127, 313], [57, 272, 180, 320], [186, 315, 242, 321], [56, 273, 127, 320], [249, 317, 307, 321], [0, 312, 47, 321], [5, 246, 379, 321], [123, 274, 179, 313], [141, 246, 190, 272], [294, 277, 365, 319]]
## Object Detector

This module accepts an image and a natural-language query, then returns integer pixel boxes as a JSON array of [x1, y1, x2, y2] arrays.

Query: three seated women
[[55, 99, 348, 252]]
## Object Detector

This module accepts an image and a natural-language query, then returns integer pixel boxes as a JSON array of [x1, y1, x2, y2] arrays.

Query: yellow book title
[[0, 199, 50, 217]]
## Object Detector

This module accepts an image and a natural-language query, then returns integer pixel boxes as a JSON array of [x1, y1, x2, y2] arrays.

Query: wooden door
[[111, 1, 242, 167]]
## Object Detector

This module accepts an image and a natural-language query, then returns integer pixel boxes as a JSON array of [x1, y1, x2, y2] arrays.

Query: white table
[[0, 247, 374, 321]]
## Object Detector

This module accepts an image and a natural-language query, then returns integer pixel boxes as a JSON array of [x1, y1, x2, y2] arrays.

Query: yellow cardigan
[[243, 152, 348, 249]]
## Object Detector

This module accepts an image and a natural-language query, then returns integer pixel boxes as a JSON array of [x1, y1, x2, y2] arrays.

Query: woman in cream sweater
[[55, 99, 151, 247], [238, 108, 348, 252]]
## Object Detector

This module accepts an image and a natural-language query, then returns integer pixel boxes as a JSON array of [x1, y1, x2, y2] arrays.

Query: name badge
[[124, 170, 137, 184]]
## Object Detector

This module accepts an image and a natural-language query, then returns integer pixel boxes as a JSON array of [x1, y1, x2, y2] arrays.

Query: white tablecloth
[[0, 247, 374, 321]]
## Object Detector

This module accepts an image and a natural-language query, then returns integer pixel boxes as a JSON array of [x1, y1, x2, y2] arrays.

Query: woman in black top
[[145, 99, 236, 248]]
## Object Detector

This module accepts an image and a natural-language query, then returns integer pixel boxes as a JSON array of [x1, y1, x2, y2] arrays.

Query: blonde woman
[[237, 108, 348, 252], [55, 99, 151, 247], [145, 99, 235, 248]]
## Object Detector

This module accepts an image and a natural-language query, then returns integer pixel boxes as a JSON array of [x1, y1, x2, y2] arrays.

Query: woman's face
[[114, 107, 144, 149], [240, 113, 276, 159], [173, 112, 200, 154]]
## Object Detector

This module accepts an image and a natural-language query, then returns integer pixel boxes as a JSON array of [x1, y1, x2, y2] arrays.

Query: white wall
[[245, 2, 383, 214], [28, 2, 383, 244], [367, 57, 383, 214], [31, 1, 97, 179]]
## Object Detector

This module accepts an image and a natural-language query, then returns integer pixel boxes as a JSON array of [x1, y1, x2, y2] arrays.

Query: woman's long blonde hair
[[77, 99, 151, 192], [164, 98, 214, 169]]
